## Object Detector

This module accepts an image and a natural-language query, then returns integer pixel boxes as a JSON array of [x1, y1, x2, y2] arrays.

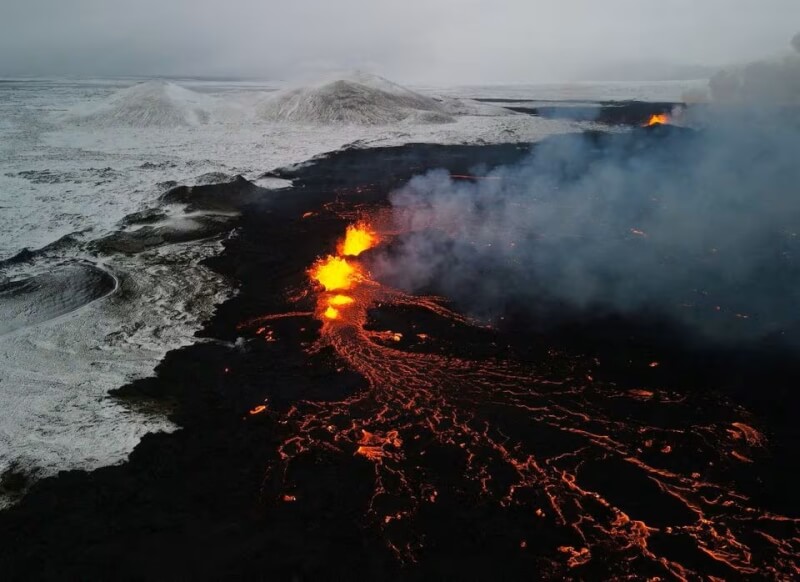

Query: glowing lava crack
[[246, 217, 798, 577]]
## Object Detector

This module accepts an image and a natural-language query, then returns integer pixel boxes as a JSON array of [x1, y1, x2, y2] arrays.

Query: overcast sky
[[2, 0, 799, 83]]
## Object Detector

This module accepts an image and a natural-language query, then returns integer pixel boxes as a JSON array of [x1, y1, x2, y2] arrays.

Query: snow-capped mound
[[257, 72, 450, 125], [0, 264, 116, 336], [69, 81, 215, 127]]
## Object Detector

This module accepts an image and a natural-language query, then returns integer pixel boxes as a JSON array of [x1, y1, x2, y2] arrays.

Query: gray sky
[[1, 0, 799, 83]]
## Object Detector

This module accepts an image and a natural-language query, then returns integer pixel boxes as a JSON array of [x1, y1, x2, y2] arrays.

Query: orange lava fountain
[[310, 256, 359, 292], [645, 113, 670, 127], [251, 214, 799, 577], [338, 222, 379, 257]]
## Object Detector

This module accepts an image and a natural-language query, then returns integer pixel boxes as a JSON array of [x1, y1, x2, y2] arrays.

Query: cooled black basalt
[[503, 101, 677, 125]]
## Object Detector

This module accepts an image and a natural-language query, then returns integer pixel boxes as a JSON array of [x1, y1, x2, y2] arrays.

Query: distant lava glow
[[247, 213, 800, 577], [645, 113, 670, 126]]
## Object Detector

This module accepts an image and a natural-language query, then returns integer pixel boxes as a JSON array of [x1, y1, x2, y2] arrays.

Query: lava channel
[[245, 216, 799, 578]]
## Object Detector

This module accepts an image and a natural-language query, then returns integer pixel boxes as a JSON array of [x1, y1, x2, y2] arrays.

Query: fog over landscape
[[2, 0, 800, 82]]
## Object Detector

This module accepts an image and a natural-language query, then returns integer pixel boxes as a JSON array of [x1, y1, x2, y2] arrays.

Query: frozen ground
[[0, 76, 702, 504]]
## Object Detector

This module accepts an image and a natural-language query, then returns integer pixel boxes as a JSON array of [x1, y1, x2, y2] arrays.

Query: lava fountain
[[247, 214, 798, 577], [645, 113, 670, 126], [338, 221, 379, 257]]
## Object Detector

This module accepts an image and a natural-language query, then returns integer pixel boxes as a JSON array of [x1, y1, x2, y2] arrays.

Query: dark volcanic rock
[[161, 175, 273, 212], [0, 137, 797, 581], [505, 100, 678, 126], [120, 207, 168, 226], [94, 214, 235, 254], [0, 463, 31, 495], [0, 231, 87, 268]]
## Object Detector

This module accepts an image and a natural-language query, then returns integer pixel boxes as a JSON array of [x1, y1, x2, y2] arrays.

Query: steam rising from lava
[[242, 39, 800, 575], [371, 112, 800, 346], [253, 216, 799, 576]]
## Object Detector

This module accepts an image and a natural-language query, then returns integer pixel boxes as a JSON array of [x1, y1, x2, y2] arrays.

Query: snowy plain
[[0, 76, 699, 505]]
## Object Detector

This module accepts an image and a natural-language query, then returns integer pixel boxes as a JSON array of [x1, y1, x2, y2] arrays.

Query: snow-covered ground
[[0, 76, 702, 505]]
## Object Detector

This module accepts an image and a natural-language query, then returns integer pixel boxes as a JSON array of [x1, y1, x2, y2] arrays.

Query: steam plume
[[372, 116, 800, 346], [710, 32, 800, 105]]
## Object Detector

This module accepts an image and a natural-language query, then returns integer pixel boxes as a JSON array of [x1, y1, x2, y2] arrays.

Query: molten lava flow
[[338, 222, 379, 257], [310, 255, 359, 291], [645, 113, 670, 126], [355, 429, 402, 461], [328, 294, 355, 306], [253, 215, 800, 577]]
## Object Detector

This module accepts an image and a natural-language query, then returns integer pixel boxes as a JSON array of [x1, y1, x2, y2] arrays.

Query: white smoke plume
[[371, 113, 800, 346]]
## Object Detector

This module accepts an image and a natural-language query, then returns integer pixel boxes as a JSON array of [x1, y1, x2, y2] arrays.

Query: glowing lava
[[248, 215, 800, 577], [645, 113, 670, 126], [311, 256, 359, 291], [328, 294, 355, 306], [338, 222, 379, 257]]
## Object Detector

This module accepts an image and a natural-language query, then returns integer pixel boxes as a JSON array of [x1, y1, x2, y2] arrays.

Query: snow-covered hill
[[68, 81, 215, 127], [257, 72, 454, 125]]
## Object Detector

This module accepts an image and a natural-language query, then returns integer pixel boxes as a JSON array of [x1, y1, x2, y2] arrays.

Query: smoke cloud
[[371, 112, 800, 347], [710, 33, 800, 104]]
